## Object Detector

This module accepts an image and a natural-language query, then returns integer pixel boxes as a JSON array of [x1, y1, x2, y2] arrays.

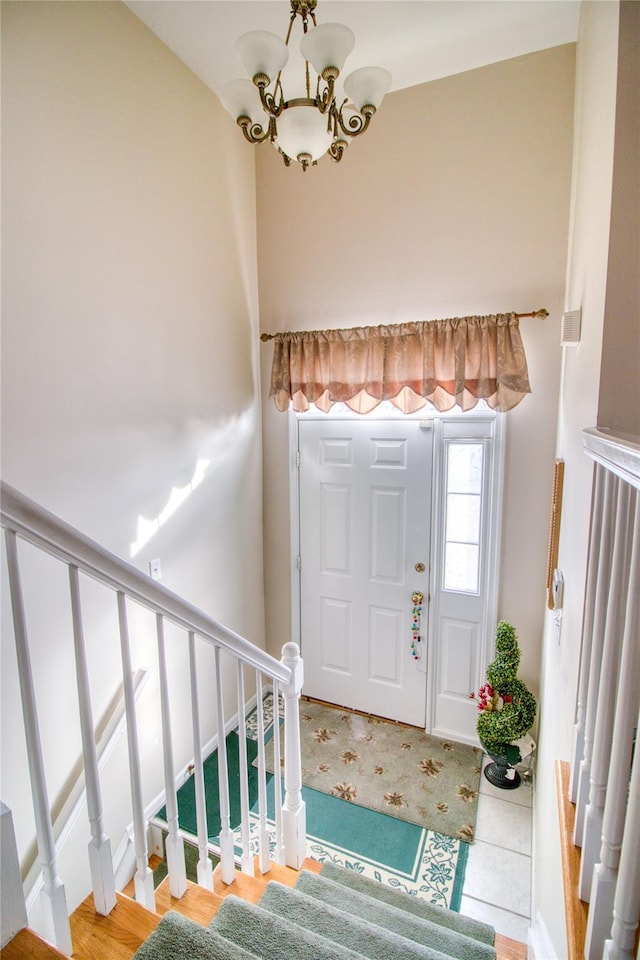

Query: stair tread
[[211, 855, 322, 903], [297, 870, 495, 959], [69, 892, 160, 960], [320, 861, 495, 946], [131, 910, 259, 960], [260, 880, 464, 960], [259, 856, 322, 887], [494, 934, 528, 960], [0, 928, 70, 960], [122, 856, 163, 900], [154, 876, 225, 924], [211, 894, 369, 960], [212, 862, 269, 904]]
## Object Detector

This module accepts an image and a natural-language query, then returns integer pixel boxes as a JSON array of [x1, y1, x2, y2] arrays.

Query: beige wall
[[532, 2, 622, 956], [258, 45, 576, 698], [1, 0, 261, 916]]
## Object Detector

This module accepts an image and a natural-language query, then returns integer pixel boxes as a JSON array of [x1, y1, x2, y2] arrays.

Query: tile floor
[[460, 757, 533, 942]]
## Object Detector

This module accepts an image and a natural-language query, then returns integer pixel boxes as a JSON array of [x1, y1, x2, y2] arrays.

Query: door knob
[[415, 562, 425, 573]]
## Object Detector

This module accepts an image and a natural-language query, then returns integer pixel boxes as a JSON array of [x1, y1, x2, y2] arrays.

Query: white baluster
[[214, 646, 235, 884], [587, 498, 639, 958], [580, 482, 632, 899], [69, 566, 116, 916], [570, 464, 604, 802], [603, 693, 640, 960], [271, 681, 285, 865], [116, 593, 155, 911], [156, 614, 187, 899], [575, 470, 617, 843], [4, 531, 72, 954], [1, 802, 28, 946], [235, 662, 254, 876], [281, 642, 306, 869], [188, 631, 213, 890], [255, 673, 271, 875]]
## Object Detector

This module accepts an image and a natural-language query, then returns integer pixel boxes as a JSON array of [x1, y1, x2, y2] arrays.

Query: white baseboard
[[529, 911, 560, 960]]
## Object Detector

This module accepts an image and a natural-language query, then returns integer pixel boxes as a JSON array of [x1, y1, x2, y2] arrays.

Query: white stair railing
[[69, 565, 117, 917], [568, 430, 640, 960], [235, 662, 254, 877], [156, 613, 187, 900], [0, 482, 305, 951], [4, 529, 73, 955]]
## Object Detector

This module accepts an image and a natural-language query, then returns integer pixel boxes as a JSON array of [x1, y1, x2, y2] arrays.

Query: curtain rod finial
[[260, 332, 273, 342]]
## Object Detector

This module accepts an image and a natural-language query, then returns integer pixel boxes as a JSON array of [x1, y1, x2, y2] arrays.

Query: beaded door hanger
[[411, 591, 424, 660]]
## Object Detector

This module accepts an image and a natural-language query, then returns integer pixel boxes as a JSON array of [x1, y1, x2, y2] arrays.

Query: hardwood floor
[[1, 856, 527, 960]]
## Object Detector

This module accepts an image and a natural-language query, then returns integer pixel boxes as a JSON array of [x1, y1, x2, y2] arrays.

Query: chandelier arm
[[254, 80, 285, 118], [328, 140, 347, 163], [237, 116, 271, 144], [315, 75, 336, 115], [336, 104, 374, 138]]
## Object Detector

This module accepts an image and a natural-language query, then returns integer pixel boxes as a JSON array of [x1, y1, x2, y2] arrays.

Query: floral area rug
[[263, 698, 482, 843], [153, 693, 468, 910], [233, 803, 468, 910]]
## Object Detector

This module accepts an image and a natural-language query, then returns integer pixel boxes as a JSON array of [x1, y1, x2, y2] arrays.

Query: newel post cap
[[281, 642, 304, 694]]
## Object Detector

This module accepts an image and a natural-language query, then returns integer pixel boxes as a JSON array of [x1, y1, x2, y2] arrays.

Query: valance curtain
[[268, 313, 531, 414]]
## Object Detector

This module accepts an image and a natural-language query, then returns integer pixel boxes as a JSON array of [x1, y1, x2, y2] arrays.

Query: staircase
[[2, 858, 527, 960], [0, 485, 528, 960]]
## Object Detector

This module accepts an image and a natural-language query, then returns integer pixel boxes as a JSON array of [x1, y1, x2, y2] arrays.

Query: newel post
[[280, 643, 306, 869]]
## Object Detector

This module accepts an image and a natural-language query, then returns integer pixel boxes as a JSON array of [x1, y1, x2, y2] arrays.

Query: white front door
[[297, 419, 432, 727]]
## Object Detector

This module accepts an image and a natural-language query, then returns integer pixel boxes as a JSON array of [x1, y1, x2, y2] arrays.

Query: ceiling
[[125, 1, 581, 101]]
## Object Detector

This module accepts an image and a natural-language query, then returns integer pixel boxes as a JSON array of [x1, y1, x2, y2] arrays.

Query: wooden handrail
[[556, 759, 588, 960]]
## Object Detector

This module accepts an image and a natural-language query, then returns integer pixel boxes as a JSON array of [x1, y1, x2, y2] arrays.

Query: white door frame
[[288, 404, 505, 738]]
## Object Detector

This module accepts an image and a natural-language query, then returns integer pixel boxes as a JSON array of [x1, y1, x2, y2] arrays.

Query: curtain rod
[[259, 308, 549, 341]]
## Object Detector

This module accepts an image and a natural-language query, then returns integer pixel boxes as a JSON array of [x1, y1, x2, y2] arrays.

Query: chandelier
[[220, 0, 391, 172]]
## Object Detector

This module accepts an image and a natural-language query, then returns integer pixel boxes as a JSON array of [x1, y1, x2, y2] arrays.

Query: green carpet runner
[[320, 861, 494, 944], [132, 910, 256, 960], [212, 895, 367, 960], [132, 862, 496, 960], [295, 871, 494, 960], [254, 882, 461, 960]]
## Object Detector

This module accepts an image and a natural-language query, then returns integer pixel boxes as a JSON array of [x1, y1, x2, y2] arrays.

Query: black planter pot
[[483, 749, 521, 790]]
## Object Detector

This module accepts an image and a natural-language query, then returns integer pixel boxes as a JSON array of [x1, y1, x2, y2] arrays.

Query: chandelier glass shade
[[220, 0, 391, 171]]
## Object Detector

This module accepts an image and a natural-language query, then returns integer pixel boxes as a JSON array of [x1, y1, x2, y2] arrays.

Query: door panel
[[319, 597, 351, 673], [298, 419, 431, 726], [428, 418, 501, 742]]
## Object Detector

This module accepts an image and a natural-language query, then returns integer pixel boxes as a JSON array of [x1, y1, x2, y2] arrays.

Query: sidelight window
[[443, 442, 484, 594]]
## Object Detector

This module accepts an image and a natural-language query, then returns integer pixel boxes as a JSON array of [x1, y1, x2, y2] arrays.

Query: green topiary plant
[[475, 621, 537, 766]]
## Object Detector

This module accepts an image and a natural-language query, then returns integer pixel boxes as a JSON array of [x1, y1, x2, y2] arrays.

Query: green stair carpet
[[211, 894, 367, 960], [132, 910, 256, 960], [255, 881, 466, 960], [321, 861, 494, 945], [132, 862, 496, 960], [295, 870, 494, 960]]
